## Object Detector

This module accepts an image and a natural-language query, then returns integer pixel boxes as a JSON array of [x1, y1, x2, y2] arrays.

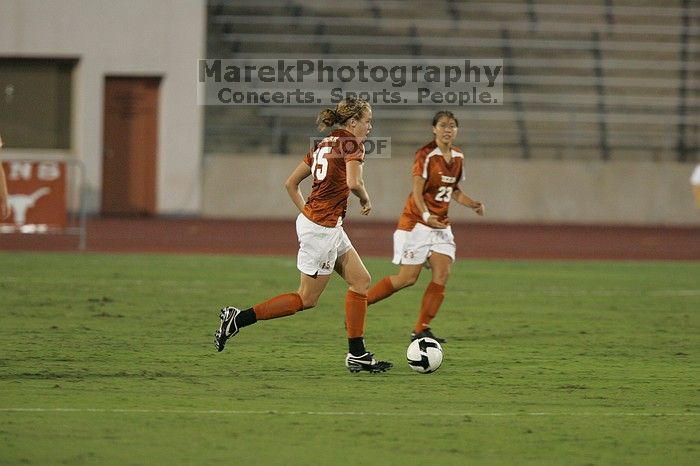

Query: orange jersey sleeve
[[397, 141, 464, 231], [303, 129, 365, 227]]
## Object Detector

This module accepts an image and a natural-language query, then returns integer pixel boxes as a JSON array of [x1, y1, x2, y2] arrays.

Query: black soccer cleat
[[214, 306, 241, 352], [411, 327, 446, 343], [345, 352, 393, 373]]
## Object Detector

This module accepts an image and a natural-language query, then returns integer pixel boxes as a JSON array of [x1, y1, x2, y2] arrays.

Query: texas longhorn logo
[[1, 160, 67, 230], [8, 187, 51, 226]]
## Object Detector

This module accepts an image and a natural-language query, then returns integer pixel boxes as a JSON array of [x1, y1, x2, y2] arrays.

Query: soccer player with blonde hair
[[214, 98, 392, 373]]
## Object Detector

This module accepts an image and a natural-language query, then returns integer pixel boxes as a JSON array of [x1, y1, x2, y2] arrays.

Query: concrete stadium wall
[[0, 0, 205, 214], [203, 154, 700, 226]]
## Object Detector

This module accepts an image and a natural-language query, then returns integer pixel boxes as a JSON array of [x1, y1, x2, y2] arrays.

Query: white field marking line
[[0, 408, 698, 417], [451, 289, 700, 297], [650, 290, 700, 296]]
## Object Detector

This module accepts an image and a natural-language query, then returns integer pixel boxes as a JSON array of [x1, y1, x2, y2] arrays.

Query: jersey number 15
[[311, 146, 331, 181]]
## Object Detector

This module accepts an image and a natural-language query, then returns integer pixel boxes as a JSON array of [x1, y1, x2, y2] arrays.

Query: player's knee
[[298, 290, 320, 309], [432, 270, 450, 285], [359, 275, 372, 294], [404, 274, 419, 287], [301, 296, 318, 309], [350, 271, 371, 294], [396, 273, 418, 289]]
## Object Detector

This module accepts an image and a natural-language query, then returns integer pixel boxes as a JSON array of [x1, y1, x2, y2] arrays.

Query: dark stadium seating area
[[204, 0, 698, 162]]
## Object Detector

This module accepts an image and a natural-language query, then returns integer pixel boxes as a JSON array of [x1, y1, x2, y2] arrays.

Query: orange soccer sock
[[367, 277, 396, 305], [414, 282, 445, 333], [345, 290, 367, 339], [253, 292, 303, 320]]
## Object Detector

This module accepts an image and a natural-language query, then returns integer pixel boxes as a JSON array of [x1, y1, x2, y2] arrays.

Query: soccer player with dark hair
[[366, 111, 485, 343]]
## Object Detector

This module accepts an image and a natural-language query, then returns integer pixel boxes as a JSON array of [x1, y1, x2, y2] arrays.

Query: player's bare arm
[[0, 170, 10, 220], [412, 175, 447, 228], [284, 161, 312, 213], [346, 160, 371, 215], [453, 187, 485, 216], [0, 142, 10, 220]]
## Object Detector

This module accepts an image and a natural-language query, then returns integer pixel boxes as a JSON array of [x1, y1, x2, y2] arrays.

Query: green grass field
[[0, 251, 698, 465]]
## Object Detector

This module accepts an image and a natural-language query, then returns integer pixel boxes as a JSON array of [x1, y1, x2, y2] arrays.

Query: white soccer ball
[[406, 337, 443, 373]]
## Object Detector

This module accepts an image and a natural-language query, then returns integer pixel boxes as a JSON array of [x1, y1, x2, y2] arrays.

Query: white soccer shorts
[[392, 223, 456, 265], [296, 213, 353, 276]]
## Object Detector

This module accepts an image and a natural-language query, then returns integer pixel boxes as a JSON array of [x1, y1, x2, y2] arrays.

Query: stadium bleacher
[[204, 0, 698, 162]]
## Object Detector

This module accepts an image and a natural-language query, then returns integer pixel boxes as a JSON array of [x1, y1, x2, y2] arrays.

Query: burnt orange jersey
[[302, 128, 365, 227], [397, 140, 464, 231]]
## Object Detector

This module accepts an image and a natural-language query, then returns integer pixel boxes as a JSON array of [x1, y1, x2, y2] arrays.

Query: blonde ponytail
[[316, 97, 371, 131]]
